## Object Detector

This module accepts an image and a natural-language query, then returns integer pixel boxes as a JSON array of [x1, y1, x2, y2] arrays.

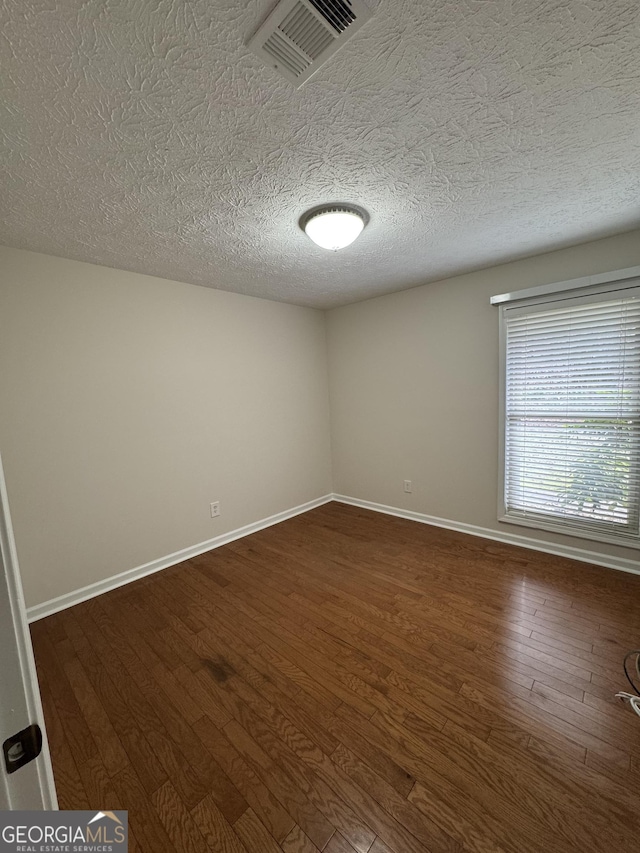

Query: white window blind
[[502, 286, 640, 543]]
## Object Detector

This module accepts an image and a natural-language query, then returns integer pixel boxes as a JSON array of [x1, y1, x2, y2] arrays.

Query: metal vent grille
[[308, 0, 357, 33], [248, 0, 372, 87], [263, 30, 312, 77], [279, 4, 334, 59]]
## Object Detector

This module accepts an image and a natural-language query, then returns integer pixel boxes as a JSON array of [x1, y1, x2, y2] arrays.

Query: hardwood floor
[[30, 502, 640, 853]]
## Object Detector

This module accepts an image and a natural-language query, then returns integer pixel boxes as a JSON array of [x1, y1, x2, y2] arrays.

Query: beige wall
[[0, 247, 332, 608], [327, 229, 640, 566], [3, 231, 639, 609]]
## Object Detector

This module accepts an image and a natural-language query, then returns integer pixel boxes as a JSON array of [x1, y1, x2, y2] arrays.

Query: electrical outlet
[[403, 480, 412, 493], [210, 501, 220, 518]]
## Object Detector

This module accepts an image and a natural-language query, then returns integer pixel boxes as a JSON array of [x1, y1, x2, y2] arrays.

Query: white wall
[[327, 229, 640, 567], [0, 247, 332, 608]]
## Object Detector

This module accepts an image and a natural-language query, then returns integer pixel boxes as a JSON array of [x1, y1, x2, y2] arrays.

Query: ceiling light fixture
[[301, 205, 368, 251]]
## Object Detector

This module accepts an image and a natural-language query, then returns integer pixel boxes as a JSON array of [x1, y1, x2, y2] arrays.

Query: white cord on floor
[[615, 692, 640, 718]]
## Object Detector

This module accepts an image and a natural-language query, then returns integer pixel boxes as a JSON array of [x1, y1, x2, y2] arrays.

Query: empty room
[[1, 0, 639, 851]]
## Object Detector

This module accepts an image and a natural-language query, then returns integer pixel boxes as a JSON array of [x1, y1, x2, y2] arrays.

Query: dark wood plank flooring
[[30, 502, 640, 852]]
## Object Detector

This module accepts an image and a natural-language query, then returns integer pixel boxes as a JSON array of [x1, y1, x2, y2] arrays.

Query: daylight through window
[[500, 284, 640, 545]]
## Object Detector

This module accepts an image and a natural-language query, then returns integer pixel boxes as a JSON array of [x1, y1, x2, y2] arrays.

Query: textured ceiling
[[2, 0, 640, 308]]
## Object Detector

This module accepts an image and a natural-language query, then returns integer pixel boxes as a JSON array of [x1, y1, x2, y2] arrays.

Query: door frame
[[0, 452, 58, 810]]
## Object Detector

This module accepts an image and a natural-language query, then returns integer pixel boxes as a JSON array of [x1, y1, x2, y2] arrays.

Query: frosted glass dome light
[[302, 206, 367, 251]]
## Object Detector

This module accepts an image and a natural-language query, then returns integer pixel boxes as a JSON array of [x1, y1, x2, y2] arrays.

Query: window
[[495, 275, 640, 547]]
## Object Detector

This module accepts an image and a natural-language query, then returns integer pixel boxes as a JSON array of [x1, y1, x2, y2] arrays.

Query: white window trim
[[494, 268, 640, 550], [491, 265, 640, 306]]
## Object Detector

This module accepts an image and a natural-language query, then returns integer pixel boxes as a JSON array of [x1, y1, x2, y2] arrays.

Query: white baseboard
[[333, 494, 640, 577], [26, 494, 333, 622], [27, 490, 639, 623]]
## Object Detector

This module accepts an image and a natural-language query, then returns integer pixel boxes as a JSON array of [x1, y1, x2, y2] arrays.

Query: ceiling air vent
[[248, 0, 373, 87]]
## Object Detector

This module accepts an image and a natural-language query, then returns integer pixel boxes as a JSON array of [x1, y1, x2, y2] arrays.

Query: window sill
[[498, 513, 640, 552]]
